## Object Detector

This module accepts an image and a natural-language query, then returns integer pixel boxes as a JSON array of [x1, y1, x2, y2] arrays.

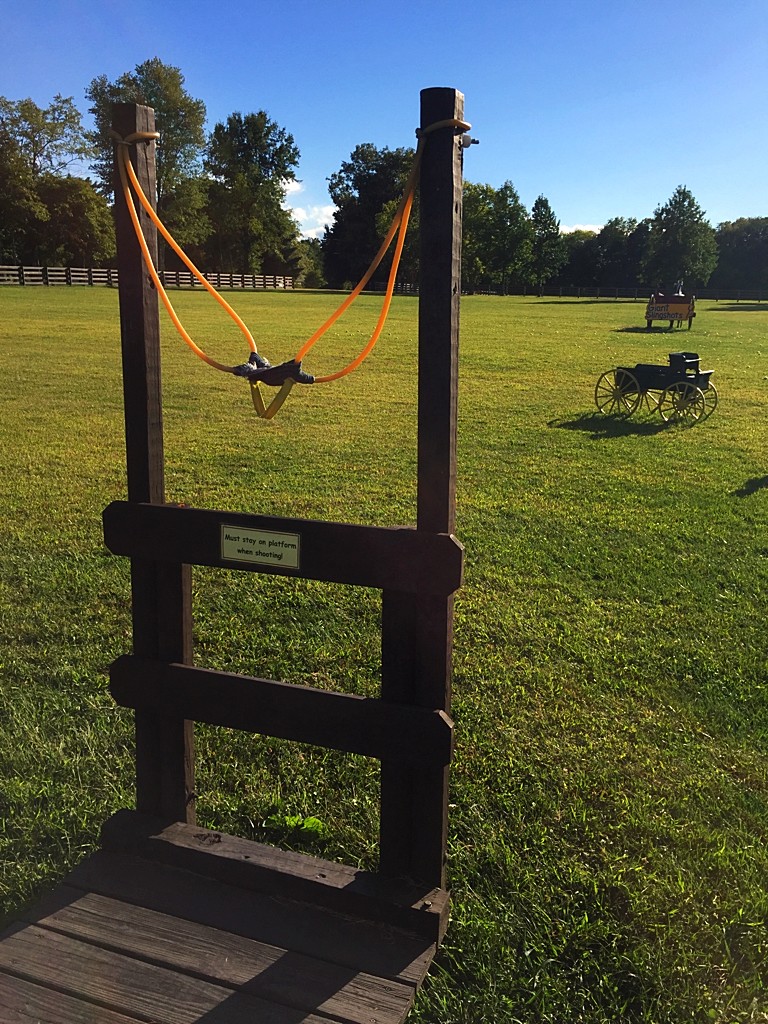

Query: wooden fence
[[2, 265, 760, 302], [535, 285, 764, 302], [0, 265, 294, 290]]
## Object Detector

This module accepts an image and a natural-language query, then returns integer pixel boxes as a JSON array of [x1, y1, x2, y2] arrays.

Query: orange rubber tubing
[[293, 139, 425, 379], [118, 146, 256, 368]]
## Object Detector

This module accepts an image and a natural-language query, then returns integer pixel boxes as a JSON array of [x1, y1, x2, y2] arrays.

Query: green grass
[[2, 286, 768, 1022]]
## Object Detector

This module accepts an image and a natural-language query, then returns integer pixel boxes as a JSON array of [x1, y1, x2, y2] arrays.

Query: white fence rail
[[0, 266, 294, 290]]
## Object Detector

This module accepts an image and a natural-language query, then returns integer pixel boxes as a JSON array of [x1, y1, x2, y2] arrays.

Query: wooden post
[[380, 87, 463, 888], [112, 103, 195, 825]]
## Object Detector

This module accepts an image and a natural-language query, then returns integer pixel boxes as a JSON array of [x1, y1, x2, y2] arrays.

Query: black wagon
[[595, 352, 717, 424]]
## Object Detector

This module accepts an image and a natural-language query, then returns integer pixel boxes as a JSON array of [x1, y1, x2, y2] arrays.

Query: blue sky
[[2, 0, 766, 237]]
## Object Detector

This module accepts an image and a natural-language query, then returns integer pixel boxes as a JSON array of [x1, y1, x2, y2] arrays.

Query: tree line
[[0, 59, 322, 285], [1, 58, 765, 295]]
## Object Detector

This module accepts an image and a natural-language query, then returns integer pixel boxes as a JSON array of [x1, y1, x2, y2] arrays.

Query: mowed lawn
[[1, 285, 768, 1023]]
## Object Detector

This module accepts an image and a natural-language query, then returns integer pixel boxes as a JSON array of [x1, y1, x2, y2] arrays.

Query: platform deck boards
[[0, 843, 439, 1024]]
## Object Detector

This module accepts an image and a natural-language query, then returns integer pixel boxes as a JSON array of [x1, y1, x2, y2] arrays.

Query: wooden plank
[[0, 971, 143, 1024], [100, 813, 450, 942], [109, 656, 455, 767], [64, 851, 436, 985], [417, 86, 463, 537], [379, 88, 464, 890], [112, 102, 163, 506], [380, 590, 421, 878], [132, 560, 196, 825], [380, 591, 454, 884], [102, 501, 464, 596], [21, 886, 415, 1024], [112, 103, 195, 826], [0, 923, 338, 1024]]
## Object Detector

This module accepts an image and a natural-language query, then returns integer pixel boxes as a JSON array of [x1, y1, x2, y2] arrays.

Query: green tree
[[206, 111, 300, 187], [530, 195, 567, 292], [21, 175, 115, 266], [322, 144, 414, 288], [375, 192, 420, 288], [86, 58, 206, 203], [292, 237, 327, 288], [710, 218, 768, 293], [462, 181, 532, 294], [594, 217, 637, 287], [203, 111, 300, 274], [461, 182, 493, 293], [0, 96, 102, 265], [158, 175, 210, 270], [555, 230, 598, 289], [486, 182, 533, 294], [626, 219, 652, 289], [86, 59, 207, 265], [0, 127, 47, 262], [642, 185, 717, 290], [0, 94, 92, 176]]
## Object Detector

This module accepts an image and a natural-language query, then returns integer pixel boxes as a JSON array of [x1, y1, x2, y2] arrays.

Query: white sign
[[221, 525, 300, 569]]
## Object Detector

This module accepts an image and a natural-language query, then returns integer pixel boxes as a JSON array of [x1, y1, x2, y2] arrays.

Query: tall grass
[[1, 286, 767, 1022]]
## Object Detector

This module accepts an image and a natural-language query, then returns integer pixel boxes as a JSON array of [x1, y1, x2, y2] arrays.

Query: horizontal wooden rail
[[110, 656, 454, 765], [99, 810, 451, 941], [103, 502, 464, 596]]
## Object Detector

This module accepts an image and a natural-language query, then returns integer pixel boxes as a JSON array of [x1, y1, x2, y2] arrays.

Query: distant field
[[1, 287, 768, 1022]]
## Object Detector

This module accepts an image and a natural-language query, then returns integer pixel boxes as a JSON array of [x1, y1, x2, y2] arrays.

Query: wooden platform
[[0, 812, 448, 1024]]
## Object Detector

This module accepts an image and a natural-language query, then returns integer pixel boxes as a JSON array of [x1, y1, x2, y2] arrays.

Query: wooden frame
[[107, 90, 464, 893]]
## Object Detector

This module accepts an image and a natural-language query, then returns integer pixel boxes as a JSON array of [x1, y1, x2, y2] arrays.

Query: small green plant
[[265, 812, 327, 836]]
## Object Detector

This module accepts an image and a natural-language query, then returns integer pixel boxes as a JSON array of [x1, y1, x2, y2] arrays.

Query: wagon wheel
[[595, 369, 641, 417], [700, 382, 718, 420], [658, 381, 706, 425], [640, 389, 661, 414]]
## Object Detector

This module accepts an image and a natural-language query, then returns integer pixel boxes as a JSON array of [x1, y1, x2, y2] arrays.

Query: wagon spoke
[[594, 370, 641, 417], [641, 390, 660, 413], [700, 382, 718, 420], [659, 382, 706, 425]]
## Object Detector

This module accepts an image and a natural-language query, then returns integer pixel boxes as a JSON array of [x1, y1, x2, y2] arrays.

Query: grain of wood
[[0, 971, 143, 1024], [0, 924, 339, 1024], [67, 851, 436, 985], [22, 887, 414, 1024]]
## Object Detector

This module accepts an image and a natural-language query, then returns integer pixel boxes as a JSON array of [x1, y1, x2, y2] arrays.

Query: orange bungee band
[[113, 117, 470, 418]]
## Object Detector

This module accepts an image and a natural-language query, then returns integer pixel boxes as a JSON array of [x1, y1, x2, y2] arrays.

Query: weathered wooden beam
[[103, 501, 464, 596], [112, 103, 195, 825], [100, 812, 451, 942], [110, 656, 454, 767], [380, 87, 464, 889], [66, 849, 439, 981]]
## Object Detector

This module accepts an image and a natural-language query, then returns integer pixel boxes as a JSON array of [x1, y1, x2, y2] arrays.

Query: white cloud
[[282, 180, 336, 238], [561, 223, 603, 234], [289, 204, 337, 239]]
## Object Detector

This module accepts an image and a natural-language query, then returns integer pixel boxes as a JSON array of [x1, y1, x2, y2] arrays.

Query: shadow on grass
[[549, 412, 669, 438], [532, 299, 644, 306], [613, 325, 691, 334], [733, 475, 768, 497], [705, 303, 766, 313]]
